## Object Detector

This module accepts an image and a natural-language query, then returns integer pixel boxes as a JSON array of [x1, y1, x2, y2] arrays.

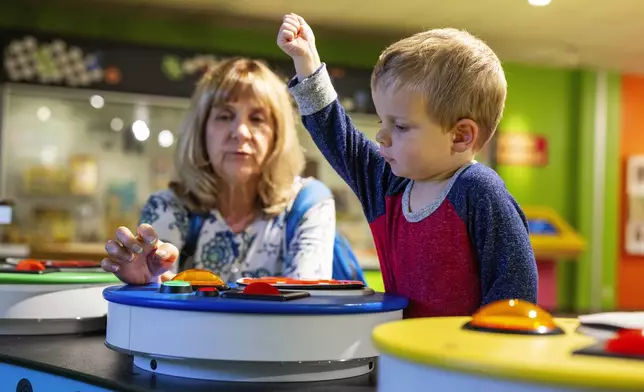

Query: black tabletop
[[0, 333, 377, 392]]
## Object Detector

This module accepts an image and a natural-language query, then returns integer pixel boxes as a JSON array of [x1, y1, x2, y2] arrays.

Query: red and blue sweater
[[289, 65, 538, 318]]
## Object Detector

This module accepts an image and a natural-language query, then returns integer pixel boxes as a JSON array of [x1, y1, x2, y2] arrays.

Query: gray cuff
[[288, 63, 338, 116]]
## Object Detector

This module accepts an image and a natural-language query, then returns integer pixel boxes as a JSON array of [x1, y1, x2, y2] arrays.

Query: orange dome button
[[173, 269, 225, 287], [463, 299, 564, 335], [606, 329, 644, 356], [16, 260, 45, 271]]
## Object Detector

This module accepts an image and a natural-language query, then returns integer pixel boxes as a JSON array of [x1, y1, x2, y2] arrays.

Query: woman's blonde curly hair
[[171, 58, 305, 216]]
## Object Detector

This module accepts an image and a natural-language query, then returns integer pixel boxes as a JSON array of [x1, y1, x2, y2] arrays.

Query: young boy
[[277, 14, 537, 318]]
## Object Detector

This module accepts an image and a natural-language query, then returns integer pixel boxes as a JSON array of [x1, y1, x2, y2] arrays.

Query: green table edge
[[0, 272, 121, 284]]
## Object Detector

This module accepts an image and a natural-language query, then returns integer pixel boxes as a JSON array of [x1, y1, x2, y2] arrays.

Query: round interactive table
[[104, 282, 408, 383], [0, 332, 379, 391], [0, 270, 120, 335], [373, 317, 644, 391]]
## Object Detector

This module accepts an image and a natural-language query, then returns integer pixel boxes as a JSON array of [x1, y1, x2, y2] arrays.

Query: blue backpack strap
[[285, 179, 366, 283], [285, 179, 332, 244], [178, 212, 207, 271], [333, 233, 366, 282]]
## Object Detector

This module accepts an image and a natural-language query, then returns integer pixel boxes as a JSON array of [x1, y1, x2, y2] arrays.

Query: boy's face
[[372, 85, 465, 181]]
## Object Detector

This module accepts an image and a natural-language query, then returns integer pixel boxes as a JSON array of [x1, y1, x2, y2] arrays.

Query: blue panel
[[103, 285, 409, 315], [0, 362, 112, 392], [528, 219, 559, 235]]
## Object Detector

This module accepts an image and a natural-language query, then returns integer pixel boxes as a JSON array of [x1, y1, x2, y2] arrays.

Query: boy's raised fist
[[277, 13, 316, 60]]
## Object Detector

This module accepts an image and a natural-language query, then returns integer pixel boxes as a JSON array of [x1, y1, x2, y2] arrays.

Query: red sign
[[496, 133, 548, 167]]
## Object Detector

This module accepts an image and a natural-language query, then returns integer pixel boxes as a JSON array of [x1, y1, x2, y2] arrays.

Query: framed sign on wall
[[626, 155, 644, 196], [496, 133, 548, 167], [625, 155, 644, 255]]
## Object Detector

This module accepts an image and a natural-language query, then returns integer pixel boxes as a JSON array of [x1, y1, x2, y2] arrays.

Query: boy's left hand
[[277, 13, 321, 81]]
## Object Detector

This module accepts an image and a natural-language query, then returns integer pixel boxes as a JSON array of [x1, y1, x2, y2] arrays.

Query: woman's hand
[[101, 224, 179, 285]]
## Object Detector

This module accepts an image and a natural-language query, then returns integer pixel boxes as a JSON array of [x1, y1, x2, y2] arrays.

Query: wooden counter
[[29, 243, 106, 261]]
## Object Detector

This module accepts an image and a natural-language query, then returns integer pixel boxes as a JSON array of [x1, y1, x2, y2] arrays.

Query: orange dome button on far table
[[463, 299, 564, 335], [173, 269, 225, 287], [15, 260, 46, 271]]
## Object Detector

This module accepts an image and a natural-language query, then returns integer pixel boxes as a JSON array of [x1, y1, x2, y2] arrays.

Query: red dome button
[[196, 287, 219, 297], [606, 329, 644, 356], [242, 282, 280, 295]]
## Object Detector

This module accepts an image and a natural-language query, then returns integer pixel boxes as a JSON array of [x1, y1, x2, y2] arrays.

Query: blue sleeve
[[288, 64, 401, 222], [452, 165, 538, 305]]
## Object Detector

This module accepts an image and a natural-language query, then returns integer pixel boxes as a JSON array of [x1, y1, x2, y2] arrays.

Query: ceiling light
[[90, 95, 105, 109], [132, 120, 150, 141], [158, 130, 174, 148], [528, 0, 551, 6], [37, 106, 51, 122], [110, 117, 124, 132]]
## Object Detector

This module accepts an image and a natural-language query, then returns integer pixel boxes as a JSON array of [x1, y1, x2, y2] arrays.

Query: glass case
[[1, 84, 188, 243], [0, 84, 381, 249]]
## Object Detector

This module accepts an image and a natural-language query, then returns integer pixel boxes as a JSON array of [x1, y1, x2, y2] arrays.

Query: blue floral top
[[139, 177, 336, 282]]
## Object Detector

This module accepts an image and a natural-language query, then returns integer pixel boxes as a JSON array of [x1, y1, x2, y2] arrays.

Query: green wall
[[497, 67, 621, 312], [574, 71, 598, 311], [0, 2, 622, 310], [603, 73, 621, 310], [498, 66, 580, 215], [497, 65, 584, 310], [573, 72, 621, 311]]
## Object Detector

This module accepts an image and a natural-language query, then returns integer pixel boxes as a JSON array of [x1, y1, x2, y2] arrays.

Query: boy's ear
[[451, 119, 479, 153]]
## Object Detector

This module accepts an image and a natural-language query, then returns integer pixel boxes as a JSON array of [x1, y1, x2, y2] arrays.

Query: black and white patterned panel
[[4, 35, 104, 87]]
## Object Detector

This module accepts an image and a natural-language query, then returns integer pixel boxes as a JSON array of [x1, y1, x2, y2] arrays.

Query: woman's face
[[205, 99, 275, 186]]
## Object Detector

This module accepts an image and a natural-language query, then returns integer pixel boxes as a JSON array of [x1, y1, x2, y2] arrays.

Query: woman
[[101, 58, 336, 285]]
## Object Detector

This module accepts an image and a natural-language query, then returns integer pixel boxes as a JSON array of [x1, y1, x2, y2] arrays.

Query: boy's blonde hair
[[371, 28, 506, 149], [173, 58, 305, 216]]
